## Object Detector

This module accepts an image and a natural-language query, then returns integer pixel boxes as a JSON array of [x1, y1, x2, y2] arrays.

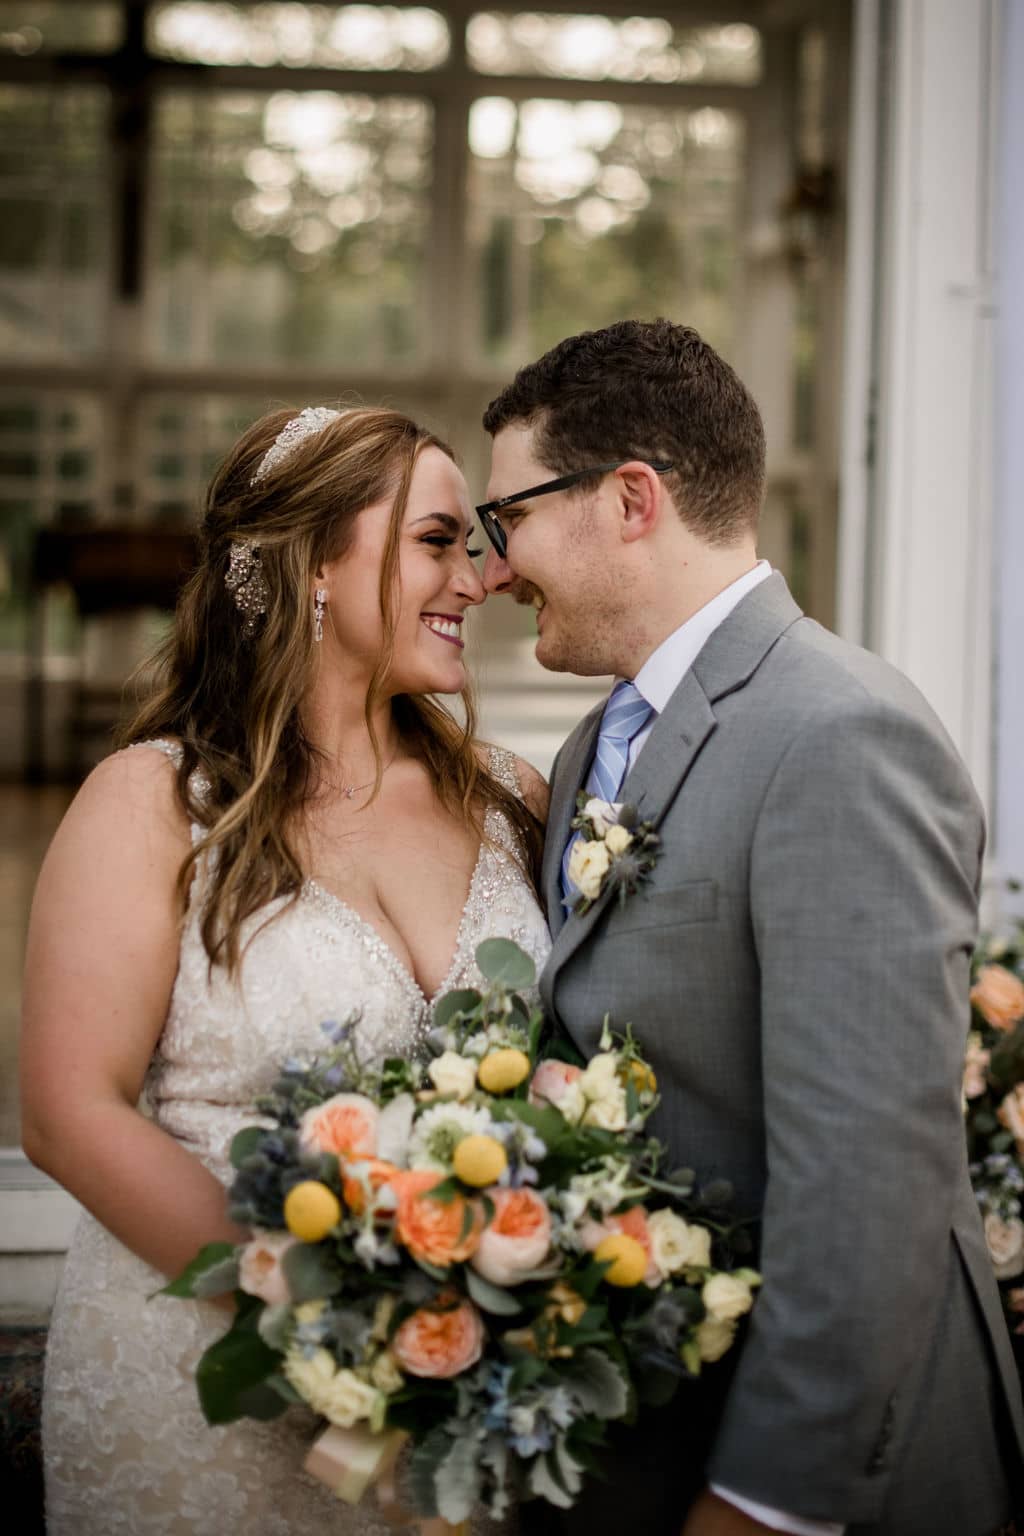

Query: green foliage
[[196, 1315, 280, 1425], [160, 1242, 238, 1300], [281, 1242, 341, 1302], [475, 937, 536, 990]]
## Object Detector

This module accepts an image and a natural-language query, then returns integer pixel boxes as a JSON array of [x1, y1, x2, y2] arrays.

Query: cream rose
[[604, 824, 633, 856], [428, 1051, 478, 1101], [971, 964, 1024, 1031], [694, 1315, 737, 1363], [237, 1230, 296, 1305], [998, 1085, 1024, 1158], [284, 1349, 380, 1427], [702, 1272, 755, 1322], [963, 1032, 990, 1102], [984, 1213, 1024, 1279], [369, 1350, 405, 1394], [577, 1052, 628, 1131], [568, 838, 611, 902], [647, 1210, 712, 1277]]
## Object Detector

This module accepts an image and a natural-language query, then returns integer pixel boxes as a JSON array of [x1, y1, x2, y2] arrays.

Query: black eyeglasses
[[475, 459, 674, 559]]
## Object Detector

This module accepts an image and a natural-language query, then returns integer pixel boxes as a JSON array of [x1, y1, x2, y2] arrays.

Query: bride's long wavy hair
[[120, 405, 543, 973]]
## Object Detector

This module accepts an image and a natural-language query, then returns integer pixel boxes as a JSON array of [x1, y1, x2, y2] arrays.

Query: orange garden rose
[[392, 1295, 484, 1378], [971, 964, 1024, 1031], [998, 1085, 1024, 1160], [299, 1093, 379, 1158], [341, 1157, 402, 1215], [394, 1170, 483, 1266], [471, 1186, 552, 1286]]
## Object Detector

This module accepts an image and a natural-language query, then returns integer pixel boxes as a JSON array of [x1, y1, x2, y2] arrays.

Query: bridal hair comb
[[250, 405, 344, 486], [224, 540, 269, 636]]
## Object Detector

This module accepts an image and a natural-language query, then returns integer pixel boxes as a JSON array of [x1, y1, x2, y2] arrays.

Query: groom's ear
[[614, 462, 663, 545]]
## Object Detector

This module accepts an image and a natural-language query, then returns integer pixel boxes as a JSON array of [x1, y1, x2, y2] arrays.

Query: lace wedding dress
[[42, 740, 551, 1536]]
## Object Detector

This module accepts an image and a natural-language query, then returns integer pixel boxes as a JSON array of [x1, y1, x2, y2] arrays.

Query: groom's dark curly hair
[[482, 318, 766, 546]]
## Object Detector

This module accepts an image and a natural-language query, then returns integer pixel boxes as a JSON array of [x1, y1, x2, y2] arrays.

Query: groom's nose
[[482, 546, 515, 594]]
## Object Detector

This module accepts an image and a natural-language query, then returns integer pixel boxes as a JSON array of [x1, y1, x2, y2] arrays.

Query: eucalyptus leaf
[[256, 1302, 292, 1352], [192, 1256, 241, 1299], [281, 1242, 340, 1303], [465, 1267, 523, 1316], [159, 1242, 238, 1299], [230, 1126, 266, 1168], [474, 938, 536, 991], [559, 1349, 629, 1420], [433, 989, 482, 1031]]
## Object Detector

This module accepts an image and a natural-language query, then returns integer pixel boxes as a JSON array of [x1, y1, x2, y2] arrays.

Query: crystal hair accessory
[[225, 540, 269, 636], [250, 405, 344, 486]]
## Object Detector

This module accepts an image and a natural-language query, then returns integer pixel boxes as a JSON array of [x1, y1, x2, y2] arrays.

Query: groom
[[477, 319, 1024, 1535]]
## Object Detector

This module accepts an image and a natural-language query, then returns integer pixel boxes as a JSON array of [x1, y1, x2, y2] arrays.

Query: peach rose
[[963, 1033, 990, 1102], [392, 1296, 484, 1379], [394, 1170, 483, 1266], [528, 1059, 584, 1111], [579, 1205, 660, 1287], [998, 1085, 1024, 1159], [471, 1187, 552, 1287], [984, 1212, 1024, 1279], [238, 1230, 296, 1305], [299, 1093, 378, 1158], [971, 964, 1024, 1031], [341, 1157, 402, 1216]]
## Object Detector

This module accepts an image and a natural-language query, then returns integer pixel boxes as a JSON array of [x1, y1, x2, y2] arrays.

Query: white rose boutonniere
[[568, 796, 661, 916]]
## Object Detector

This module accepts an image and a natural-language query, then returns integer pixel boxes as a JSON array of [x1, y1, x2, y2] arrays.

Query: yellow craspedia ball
[[452, 1133, 508, 1188], [477, 1048, 531, 1094], [594, 1232, 648, 1287], [284, 1180, 342, 1242], [623, 1060, 657, 1094]]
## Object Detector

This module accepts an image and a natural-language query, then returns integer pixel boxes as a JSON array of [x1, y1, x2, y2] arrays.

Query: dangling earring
[[314, 588, 327, 644]]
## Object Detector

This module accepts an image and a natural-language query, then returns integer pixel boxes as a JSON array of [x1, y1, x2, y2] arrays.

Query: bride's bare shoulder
[[54, 742, 192, 866]]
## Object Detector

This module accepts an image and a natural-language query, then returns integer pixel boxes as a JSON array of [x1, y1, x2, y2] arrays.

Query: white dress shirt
[[622, 560, 844, 1536]]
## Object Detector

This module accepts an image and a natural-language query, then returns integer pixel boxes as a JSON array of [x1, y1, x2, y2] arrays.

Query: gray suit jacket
[[540, 574, 1024, 1534]]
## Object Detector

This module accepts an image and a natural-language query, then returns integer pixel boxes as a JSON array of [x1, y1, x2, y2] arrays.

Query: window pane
[[148, 89, 433, 367], [0, 86, 111, 358], [468, 99, 744, 366], [467, 14, 761, 84], [0, 2, 122, 55], [0, 392, 106, 657], [149, 3, 449, 70], [137, 395, 269, 521]]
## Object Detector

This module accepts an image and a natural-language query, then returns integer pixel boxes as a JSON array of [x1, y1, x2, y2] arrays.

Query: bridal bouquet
[[965, 914, 1024, 1350], [166, 939, 759, 1524]]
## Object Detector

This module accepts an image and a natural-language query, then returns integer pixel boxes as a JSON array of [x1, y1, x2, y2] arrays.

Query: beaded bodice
[[141, 739, 551, 1183]]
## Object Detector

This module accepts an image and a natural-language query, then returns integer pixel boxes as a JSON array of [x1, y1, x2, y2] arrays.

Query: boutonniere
[[567, 795, 661, 916]]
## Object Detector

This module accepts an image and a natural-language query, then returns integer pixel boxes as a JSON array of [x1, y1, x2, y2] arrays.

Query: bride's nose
[[453, 548, 486, 606]]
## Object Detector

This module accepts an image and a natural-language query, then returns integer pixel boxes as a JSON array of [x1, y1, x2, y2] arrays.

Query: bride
[[20, 405, 551, 1534]]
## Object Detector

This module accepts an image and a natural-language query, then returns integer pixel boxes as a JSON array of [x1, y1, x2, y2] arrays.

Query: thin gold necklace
[[325, 748, 400, 800]]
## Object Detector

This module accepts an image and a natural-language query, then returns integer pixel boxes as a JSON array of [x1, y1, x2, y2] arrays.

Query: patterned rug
[[0, 1326, 46, 1535]]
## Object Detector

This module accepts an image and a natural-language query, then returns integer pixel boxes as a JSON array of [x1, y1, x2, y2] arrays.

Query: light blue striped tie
[[561, 679, 654, 908]]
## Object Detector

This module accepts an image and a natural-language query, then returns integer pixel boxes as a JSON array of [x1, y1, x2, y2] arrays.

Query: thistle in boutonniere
[[567, 795, 660, 915]]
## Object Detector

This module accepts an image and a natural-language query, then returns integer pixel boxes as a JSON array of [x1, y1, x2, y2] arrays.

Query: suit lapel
[[543, 571, 803, 986], [542, 702, 603, 940]]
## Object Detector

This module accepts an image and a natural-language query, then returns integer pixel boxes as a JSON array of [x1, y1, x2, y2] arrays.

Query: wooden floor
[[0, 785, 75, 1149]]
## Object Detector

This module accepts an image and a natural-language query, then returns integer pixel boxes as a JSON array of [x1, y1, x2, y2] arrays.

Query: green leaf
[[230, 1126, 266, 1168], [160, 1242, 238, 1299], [433, 989, 482, 1031], [281, 1242, 340, 1303], [558, 1349, 629, 1419], [474, 938, 536, 991], [465, 1267, 523, 1316], [529, 1444, 580, 1508], [406, 1428, 448, 1517], [234, 1381, 290, 1420], [196, 1322, 280, 1424], [435, 1431, 482, 1524], [256, 1302, 292, 1352]]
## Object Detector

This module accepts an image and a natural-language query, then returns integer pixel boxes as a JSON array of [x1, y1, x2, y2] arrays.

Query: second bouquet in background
[[166, 938, 759, 1526]]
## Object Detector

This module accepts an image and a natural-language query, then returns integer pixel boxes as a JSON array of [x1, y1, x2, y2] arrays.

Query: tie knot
[[600, 680, 653, 745]]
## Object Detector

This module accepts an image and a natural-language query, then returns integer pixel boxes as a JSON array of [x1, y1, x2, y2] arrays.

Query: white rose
[[581, 1052, 619, 1091], [428, 1050, 478, 1101], [557, 1083, 586, 1125], [984, 1213, 1024, 1279], [568, 838, 611, 901], [583, 798, 620, 837], [695, 1315, 737, 1362], [283, 1346, 339, 1408], [604, 823, 633, 856], [702, 1272, 755, 1322], [369, 1350, 405, 1394], [647, 1211, 712, 1276], [581, 1094, 628, 1132], [238, 1230, 296, 1305], [320, 1368, 381, 1428]]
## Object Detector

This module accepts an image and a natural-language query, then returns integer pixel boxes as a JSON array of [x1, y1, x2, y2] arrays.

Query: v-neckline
[[301, 821, 491, 1008]]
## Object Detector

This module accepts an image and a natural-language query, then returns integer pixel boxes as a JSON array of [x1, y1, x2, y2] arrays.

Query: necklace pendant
[[343, 786, 355, 799]]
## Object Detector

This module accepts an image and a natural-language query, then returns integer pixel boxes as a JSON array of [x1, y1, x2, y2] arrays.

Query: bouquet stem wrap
[[303, 1426, 468, 1534]]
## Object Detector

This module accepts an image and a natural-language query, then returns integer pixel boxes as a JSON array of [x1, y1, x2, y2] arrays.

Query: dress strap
[[487, 743, 521, 799]]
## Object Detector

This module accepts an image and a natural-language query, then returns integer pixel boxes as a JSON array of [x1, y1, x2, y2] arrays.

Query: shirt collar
[[631, 560, 773, 716]]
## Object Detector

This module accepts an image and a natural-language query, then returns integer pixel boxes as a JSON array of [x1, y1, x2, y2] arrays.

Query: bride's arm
[[20, 747, 246, 1280]]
